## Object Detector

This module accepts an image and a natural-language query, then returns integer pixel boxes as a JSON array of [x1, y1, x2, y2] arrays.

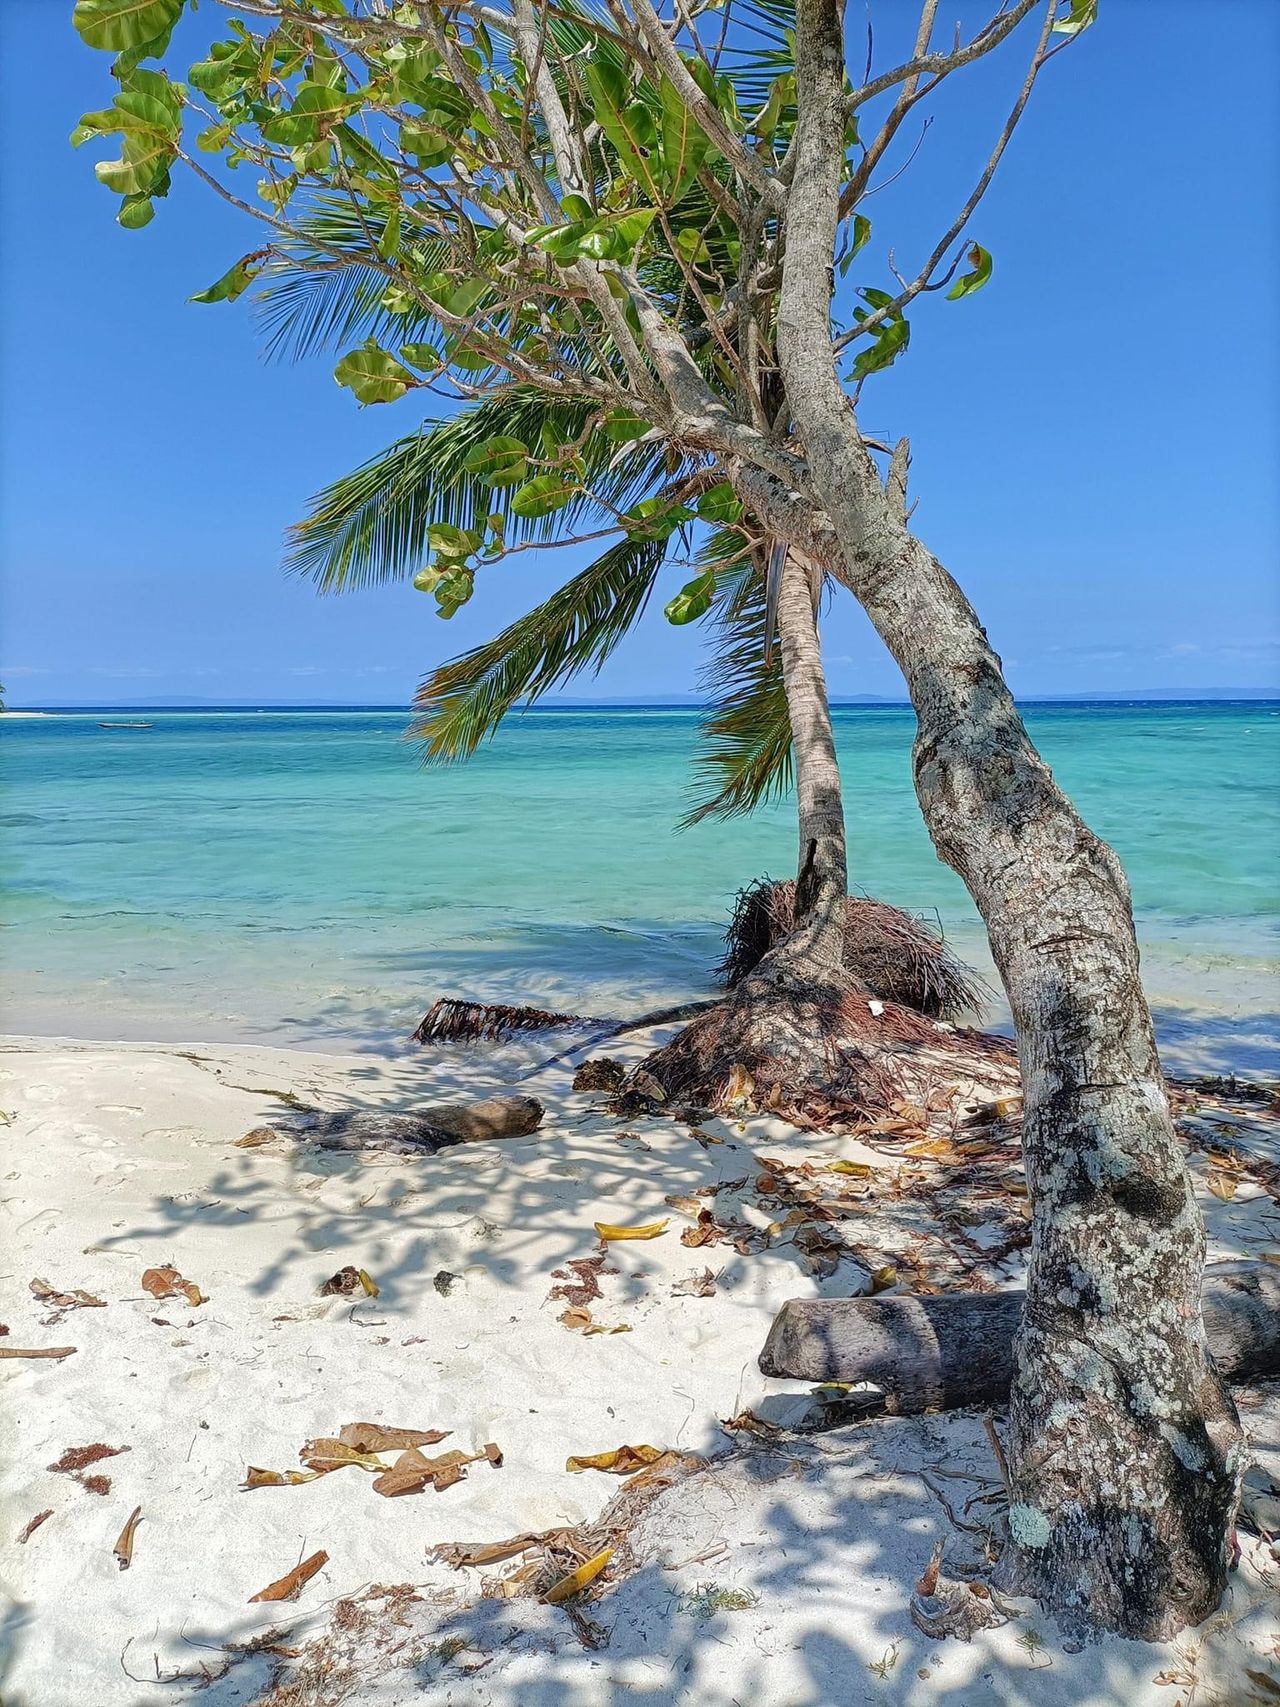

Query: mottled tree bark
[[773, 0, 1246, 1639], [775, 548, 847, 974]]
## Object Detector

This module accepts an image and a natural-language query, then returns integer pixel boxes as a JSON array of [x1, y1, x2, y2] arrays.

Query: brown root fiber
[[640, 968, 945, 1128], [718, 879, 984, 1019]]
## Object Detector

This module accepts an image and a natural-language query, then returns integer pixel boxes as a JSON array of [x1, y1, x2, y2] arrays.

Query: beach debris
[[543, 1546, 613, 1604], [235, 1127, 277, 1148], [16, 1509, 53, 1544], [566, 1445, 680, 1476], [0, 1346, 77, 1361], [141, 1265, 206, 1307], [435, 1529, 581, 1570], [548, 1254, 613, 1308], [1206, 1169, 1240, 1201], [909, 1542, 1004, 1641], [113, 1506, 143, 1571], [594, 1219, 668, 1242], [373, 1443, 501, 1497], [721, 1409, 785, 1441], [558, 1306, 630, 1335], [249, 1549, 328, 1603], [663, 1194, 704, 1220], [50, 1446, 120, 1495], [0, 1325, 7, 1336], [319, 1265, 379, 1298], [680, 1209, 728, 1249], [302, 1095, 544, 1154], [29, 1277, 106, 1318], [413, 999, 604, 1045], [677, 1582, 760, 1618], [433, 1270, 458, 1296], [572, 1058, 626, 1093], [672, 1268, 718, 1298], [243, 1424, 451, 1489]]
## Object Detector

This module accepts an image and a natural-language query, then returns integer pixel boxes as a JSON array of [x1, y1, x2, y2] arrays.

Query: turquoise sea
[[1, 703, 1277, 1074]]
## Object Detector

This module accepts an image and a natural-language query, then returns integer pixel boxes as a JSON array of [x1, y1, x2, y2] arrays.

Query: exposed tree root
[[638, 944, 1013, 1128], [719, 877, 986, 1019]]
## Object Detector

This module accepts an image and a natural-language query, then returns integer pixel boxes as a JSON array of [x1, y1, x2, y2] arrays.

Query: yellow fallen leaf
[[299, 1438, 388, 1474], [870, 1265, 898, 1293], [593, 1219, 669, 1242], [583, 1322, 631, 1336], [358, 1268, 379, 1296], [543, 1546, 613, 1605], [1206, 1172, 1238, 1202], [566, 1445, 665, 1475], [827, 1160, 872, 1177]]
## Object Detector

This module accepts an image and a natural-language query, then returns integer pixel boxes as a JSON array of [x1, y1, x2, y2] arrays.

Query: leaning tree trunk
[[769, 0, 1246, 1640]]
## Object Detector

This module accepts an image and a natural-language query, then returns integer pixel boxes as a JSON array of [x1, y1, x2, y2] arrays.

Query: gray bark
[[775, 548, 847, 972], [286, 1095, 544, 1154], [760, 1263, 1280, 1412], [773, 0, 1246, 1639]]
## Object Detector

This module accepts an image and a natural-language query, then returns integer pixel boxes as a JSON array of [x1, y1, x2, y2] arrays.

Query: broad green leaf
[[946, 242, 993, 300], [858, 286, 894, 310], [71, 109, 124, 148], [850, 316, 910, 380], [72, 0, 182, 54], [334, 342, 417, 403], [399, 343, 442, 372], [584, 60, 658, 196], [1053, 0, 1098, 33], [462, 436, 529, 488], [675, 227, 713, 269], [696, 483, 743, 524], [561, 192, 593, 222], [427, 522, 481, 557], [262, 82, 355, 146], [117, 194, 154, 229], [602, 410, 649, 443], [511, 473, 578, 519], [664, 571, 715, 626], [189, 253, 263, 305], [623, 499, 695, 541]]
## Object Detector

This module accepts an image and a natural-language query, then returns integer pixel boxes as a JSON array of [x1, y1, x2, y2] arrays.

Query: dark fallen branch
[[287, 1095, 544, 1155], [759, 1261, 1280, 1412], [413, 999, 606, 1045]]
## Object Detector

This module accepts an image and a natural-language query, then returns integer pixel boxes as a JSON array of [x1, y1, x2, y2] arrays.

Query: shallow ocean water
[[1, 702, 1276, 1073]]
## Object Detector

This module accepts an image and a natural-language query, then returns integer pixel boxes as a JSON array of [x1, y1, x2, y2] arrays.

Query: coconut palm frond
[[411, 533, 667, 761], [287, 388, 677, 591], [254, 197, 450, 362], [684, 533, 793, 823]]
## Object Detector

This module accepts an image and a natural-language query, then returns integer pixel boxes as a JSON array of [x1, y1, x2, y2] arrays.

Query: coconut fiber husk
[[718, 879, 985, 1020], [412, 999, 605, 1046]]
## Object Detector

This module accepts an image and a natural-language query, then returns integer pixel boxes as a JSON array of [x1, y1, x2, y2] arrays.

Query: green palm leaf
[[683, 531, 793, 823], [412, 533, 666, 760], [287, 387, 678, 591]]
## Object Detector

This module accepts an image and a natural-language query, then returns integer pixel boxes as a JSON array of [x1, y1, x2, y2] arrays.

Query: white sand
[[1, 1033, 1277, 1707]]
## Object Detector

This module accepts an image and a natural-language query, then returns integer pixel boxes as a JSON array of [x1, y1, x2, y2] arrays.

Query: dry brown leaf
[[0, 1346, 76, 1360], [16, 1509, 52, 1544], [558, 1305, 594, 1332], [679, 1210, 725, 1249], [299, 1437, 389, 1474], [565, 1445, 672, 1476], [141, 1266, 206, 1307], [663, 1194, 703, 1219], [372, 1445, 498, 1498], [543, 1546, 613, 1605], [235, 1127, 277, 1148], [30, 1278, 105, 1311], [724, 1064, 754, 1104], [241, 1467, 322, 1490], [249, 1549, 328, 1603], [113, 1506, 142, 1571], [672, 1268, 717, 1298], [435, 1529, 578, 1570], [1206, 1172, 1239, 1202], [337, 1423, 449, 1454]]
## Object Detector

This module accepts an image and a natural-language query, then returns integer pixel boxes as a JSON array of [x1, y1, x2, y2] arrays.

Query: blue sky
[[1, 0, 1276, 706]]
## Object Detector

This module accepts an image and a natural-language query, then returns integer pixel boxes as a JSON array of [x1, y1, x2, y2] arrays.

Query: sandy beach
[[2, 1028, 1277, 1707]]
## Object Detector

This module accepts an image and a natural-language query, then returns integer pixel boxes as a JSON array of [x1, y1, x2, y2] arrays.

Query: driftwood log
[[760, 1262, 1280, 1413], [295, 1095, 544, 1155]]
